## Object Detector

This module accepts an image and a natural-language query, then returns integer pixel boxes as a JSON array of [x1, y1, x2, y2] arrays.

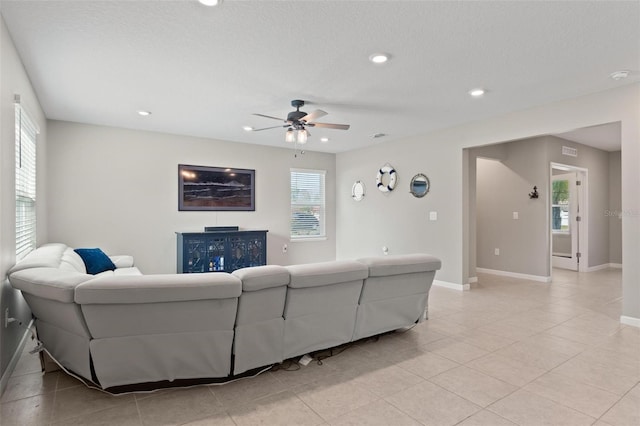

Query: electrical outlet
[[513, 211, 519, 220], [494, 248, 500, 256], [282, 244, 288, 254]]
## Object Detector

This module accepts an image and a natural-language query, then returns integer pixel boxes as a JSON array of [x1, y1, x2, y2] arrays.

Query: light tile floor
[[1, 268, 638, 426]]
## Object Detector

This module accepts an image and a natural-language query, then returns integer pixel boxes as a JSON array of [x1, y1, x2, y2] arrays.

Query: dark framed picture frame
[[178, 164, 255, 211]]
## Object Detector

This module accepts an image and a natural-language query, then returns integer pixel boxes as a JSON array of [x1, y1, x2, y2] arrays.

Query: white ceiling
[[2, 1, 638, 153]]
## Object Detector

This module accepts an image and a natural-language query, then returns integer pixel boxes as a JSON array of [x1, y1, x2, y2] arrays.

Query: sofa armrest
[[109, 255, 134, 269], [232, 265, 289, 291], [357, 254, 442, 277], [75, 273, 241, 304], [286, 260, 368, 288]]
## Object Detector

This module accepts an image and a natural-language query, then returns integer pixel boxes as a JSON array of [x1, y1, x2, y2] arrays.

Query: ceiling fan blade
[[253, 113, 287, 122], [251, 125, 289, 131], [309, 122, 350, 130], [301, 109, 328, 122]]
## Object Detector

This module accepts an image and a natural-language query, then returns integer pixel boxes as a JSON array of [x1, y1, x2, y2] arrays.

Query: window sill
[[290, 236, 327, 242]]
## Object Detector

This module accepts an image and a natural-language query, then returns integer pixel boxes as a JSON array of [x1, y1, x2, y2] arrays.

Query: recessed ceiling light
[[610, 70, 629, 81], [469, 88, 485, 97], [320, 137, 329, 143], [242, 126, 253, 132], [369, 53, 390, 64], [198, 0, 223, 6], [137, 110, 151, 116]]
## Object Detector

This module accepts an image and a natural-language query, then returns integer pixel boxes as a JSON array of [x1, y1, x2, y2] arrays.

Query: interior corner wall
[[608, 151, 622, 264], [336, 83, 639, 321], [0, 17, 47, 380], [475, 138, 550, 278], [45, 121, 336, 274], [473, 135, 612, 278]]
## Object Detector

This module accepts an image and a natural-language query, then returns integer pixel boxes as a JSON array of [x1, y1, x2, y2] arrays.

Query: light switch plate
[[429, 211, 438, 221], [513, 211, 519, 220]]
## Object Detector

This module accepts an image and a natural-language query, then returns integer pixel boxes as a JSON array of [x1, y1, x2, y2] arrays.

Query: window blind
[[290, 169, 325, 239], [15, 98, 38, 259]]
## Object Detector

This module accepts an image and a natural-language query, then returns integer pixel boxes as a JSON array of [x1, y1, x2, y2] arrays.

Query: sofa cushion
[[232, 265, 289, 291], [59, 248, 87, 273], [109, 255, 135, 269], [357, 254, 441, 277], [74, 248, 116, 275], [287, 260, 368, 288], [8, 243, 67, 274], [93, 267, 142, 278]]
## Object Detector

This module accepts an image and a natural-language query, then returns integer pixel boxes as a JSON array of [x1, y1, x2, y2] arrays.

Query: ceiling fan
[[252, 100, 350, 144]]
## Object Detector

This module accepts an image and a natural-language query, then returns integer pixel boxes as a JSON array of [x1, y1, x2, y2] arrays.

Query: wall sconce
[[529, 186, 539, 199]]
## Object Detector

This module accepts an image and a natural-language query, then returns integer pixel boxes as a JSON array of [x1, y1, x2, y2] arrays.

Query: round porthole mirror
[[410, 173, 430, 198]]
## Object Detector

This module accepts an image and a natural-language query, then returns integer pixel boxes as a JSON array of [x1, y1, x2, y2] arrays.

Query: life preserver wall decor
[[376, 164, 397, 192]]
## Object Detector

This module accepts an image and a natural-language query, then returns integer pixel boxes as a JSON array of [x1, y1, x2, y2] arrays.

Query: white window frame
[[15, 95, 39, 260], [290, 168, 326, 241]]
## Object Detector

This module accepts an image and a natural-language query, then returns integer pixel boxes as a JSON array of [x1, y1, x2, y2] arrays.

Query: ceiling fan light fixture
[[285, 128, 295, 143], [297, 129, 308, 144], [369, 53, 390, 64]]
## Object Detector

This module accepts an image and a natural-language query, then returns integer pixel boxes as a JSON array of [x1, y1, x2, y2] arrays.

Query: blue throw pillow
[[74, 248, 116, 275]]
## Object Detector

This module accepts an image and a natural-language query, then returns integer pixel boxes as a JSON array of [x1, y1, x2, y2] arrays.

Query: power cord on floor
[[270, 359, 301, 372]]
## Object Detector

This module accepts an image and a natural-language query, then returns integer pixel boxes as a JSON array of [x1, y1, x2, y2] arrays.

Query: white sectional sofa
[[8, 243, 441, 390]]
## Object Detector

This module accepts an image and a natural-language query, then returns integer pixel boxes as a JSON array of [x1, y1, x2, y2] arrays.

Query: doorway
[[550, 163, 588, 272]]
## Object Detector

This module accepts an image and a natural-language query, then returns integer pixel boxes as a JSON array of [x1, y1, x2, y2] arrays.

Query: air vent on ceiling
[[562, 146, 578, 157]]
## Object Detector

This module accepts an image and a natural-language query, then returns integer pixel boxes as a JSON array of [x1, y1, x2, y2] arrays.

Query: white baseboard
[[585, 264, 610, 272], [620, 315, 640, 328], [468, 276, 478, 284], [476, 268, 552, 283], [433, 280, 470, 291], [585, 263, 623, 272], [0, 319, 34, 396]]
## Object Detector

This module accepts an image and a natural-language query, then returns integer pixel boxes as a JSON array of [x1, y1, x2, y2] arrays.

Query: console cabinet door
[[177, 231, 267, 273]]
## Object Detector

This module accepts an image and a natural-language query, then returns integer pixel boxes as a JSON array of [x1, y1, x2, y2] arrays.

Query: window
[[290, 169, 325, 239], [552, 179, 569, 233], [15, 97, 38, 259]]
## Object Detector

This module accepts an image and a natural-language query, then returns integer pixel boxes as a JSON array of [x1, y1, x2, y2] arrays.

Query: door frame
[[549, 162, 589, 273]]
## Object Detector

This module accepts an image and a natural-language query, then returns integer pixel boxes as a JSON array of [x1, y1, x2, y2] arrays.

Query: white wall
[[609, 151, 622, 264], [0, 18, 47, 380], [336, 133, 463, 285], [475, 147, 549, 278], [336, 83, 640, 321], [46, 121, 336, 274]]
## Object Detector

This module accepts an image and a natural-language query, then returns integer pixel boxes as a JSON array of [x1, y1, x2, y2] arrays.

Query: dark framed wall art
[[178, 164, 255, 211]]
